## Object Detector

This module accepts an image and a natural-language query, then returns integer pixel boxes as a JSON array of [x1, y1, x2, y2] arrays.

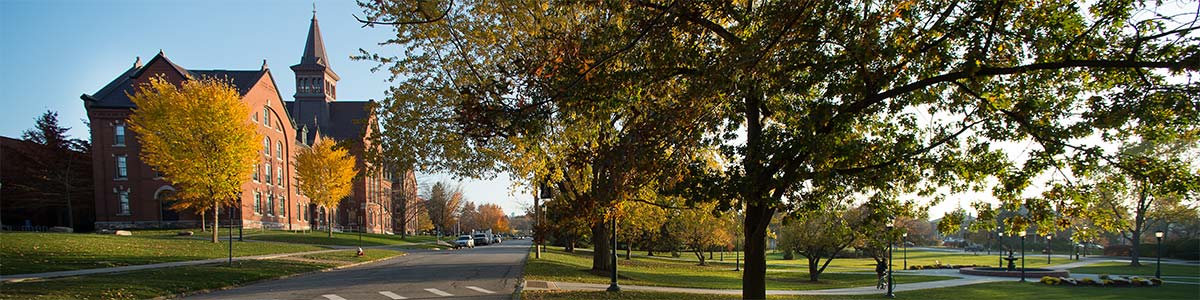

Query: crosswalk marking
[[466, 286, 496, 294], [379, 291, 407, 299], [321, 295, 347, 300], [425, 288, 454, 296]]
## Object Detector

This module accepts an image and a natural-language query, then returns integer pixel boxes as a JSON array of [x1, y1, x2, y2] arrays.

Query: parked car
[[474, 233, 490, 246], [454, 235, 475, 249], [493, 236, 502, 244]]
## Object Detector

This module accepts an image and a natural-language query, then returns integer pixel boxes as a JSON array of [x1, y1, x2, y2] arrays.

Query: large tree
[[424, 181, 463, 234], [356, 1, 1199, 298], [128, 76, 260, 243], [3, 110, 92, 229], [295, 137, 359, 237]]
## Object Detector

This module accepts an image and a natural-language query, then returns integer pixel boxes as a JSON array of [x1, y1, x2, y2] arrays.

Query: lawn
[[244, 230, 439, 246], [525, 247, 954, 291], [523, 281, 1200, 300], [0, 231, 325, 275], [621, 248, 1078, 273], [0, 249, 406, 300], [298, 249, 405, 263], [1069, 261, 1200, 278]]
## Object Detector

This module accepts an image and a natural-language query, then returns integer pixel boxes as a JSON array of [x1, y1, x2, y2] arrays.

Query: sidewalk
[[0, 242, 430, 283]]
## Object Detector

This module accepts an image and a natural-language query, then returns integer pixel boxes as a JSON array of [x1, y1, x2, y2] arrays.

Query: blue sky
[[0, 0, 531, 215]]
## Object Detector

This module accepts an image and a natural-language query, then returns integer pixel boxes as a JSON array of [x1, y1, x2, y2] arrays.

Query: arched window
[[263, 137, 270, 155], [276, 141, 283, 159], [263, 107, 271, 125]]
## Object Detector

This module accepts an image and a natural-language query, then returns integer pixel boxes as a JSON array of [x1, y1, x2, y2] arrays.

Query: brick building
[[81, 13, 392, 233]]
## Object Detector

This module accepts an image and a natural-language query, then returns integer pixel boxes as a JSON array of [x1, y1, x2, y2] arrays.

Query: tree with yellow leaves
[[128, 76, 260, 243], [295, 137, 358, 237]]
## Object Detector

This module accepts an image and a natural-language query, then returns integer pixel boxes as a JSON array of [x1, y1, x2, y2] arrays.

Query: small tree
[[128, 76, 260, 243], [668, 202, 731, 266], [295, 137, 358, 237], [779, 209, 855, 282]]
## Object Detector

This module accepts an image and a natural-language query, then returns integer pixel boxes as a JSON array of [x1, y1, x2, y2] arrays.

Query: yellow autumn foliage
[[127, 76, 260, 243], [294, 137, 358, 237]]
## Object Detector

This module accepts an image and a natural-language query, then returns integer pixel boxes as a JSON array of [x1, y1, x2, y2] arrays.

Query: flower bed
[[1041, 275, 1164, 287]]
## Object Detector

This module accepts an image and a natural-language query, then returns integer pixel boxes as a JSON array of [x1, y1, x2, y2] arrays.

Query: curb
[[148, 251, 407, 300], [511, 245, 534, 300]]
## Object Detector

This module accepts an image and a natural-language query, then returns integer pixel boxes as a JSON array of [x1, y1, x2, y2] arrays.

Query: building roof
[[285, 100, 373, 145], [80, 52, 268, 108], [290, 14, 339, 81]]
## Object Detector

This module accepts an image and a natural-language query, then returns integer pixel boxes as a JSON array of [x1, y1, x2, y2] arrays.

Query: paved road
[[187, 239, 531, 300]]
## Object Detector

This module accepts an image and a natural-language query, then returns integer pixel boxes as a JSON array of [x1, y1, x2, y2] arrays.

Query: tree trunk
[[201, 211, 207, 232], [328, 210, 335, 238], [591, 221, 612, 272], [211, 206, 219, 243], [808, 256, 820, 282], [1129, 230, 1142, 267], [626, 243, 632, 260], [743, 203, 771, 300], [695, 250, 707, 266]]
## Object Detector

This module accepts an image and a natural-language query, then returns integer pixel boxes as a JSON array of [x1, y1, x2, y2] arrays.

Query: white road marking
[[425, 288, 454, 296], [466, 286, 496, 294], [379, 291, 408, 299], [321, 295, 347, 300]]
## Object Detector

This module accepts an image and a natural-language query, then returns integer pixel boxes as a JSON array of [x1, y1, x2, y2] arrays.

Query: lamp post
[[536, 183, 552, 259], [1046, 235, 1052, 264], [1155, 230, 1164, 279], [902, 232, 908, 271], [998, 232, 1004, 267], [1018, 231, 1027, 282], [228, 205, 234, 266], [1082, 226, 1089, 257], [885, 218, 895, 298], [607, 206, 621, 292]]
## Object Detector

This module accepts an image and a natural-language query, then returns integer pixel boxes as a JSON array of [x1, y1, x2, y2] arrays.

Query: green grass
[[299, 249, 405, 262], [0, 248, 407, 300], [525, 247, 953, 291], [244, 230, 436, 246], [1069, 261, 1200, 278], [0, 231, 325, 275], [762, 249, 1078, 272], [523, 281, 1200, 300], [0, 259, 334, 300]]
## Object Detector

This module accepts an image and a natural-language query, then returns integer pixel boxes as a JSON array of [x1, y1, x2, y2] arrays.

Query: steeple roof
[[300, 14, 328, 67], [292, 12, 339, 80]]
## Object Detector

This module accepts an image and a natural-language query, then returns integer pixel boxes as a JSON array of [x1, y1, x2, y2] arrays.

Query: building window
[[116, 155, 127, 178], [254, 192, 261, 214], [279, 195, 286, 217], [117, 190, 130, 215], [276, 166, 283, 186], [263, 137, 270, 156], [253, 164, 260, 181], [276, 141, 283, 159], [263, 107, 271, 125], [265, 162, 272, 184], [114, 124, 126, 146], [267, 194, 274, 216], [254, 112, 259, 123]]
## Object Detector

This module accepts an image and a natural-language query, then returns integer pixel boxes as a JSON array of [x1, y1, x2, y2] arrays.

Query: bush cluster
[[1041, 275, 1164, 287]]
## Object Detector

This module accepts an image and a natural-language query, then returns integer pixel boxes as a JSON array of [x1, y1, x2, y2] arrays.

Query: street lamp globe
[[1018, 231, 1026, 237], [1155, 231, 1164, 238]]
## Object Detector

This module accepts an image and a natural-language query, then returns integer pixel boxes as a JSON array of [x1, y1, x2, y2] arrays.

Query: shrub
[[1111, 278, 1131, 286], [1131, 278, 1148, 286], [1040, 276, 1060, 285]]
